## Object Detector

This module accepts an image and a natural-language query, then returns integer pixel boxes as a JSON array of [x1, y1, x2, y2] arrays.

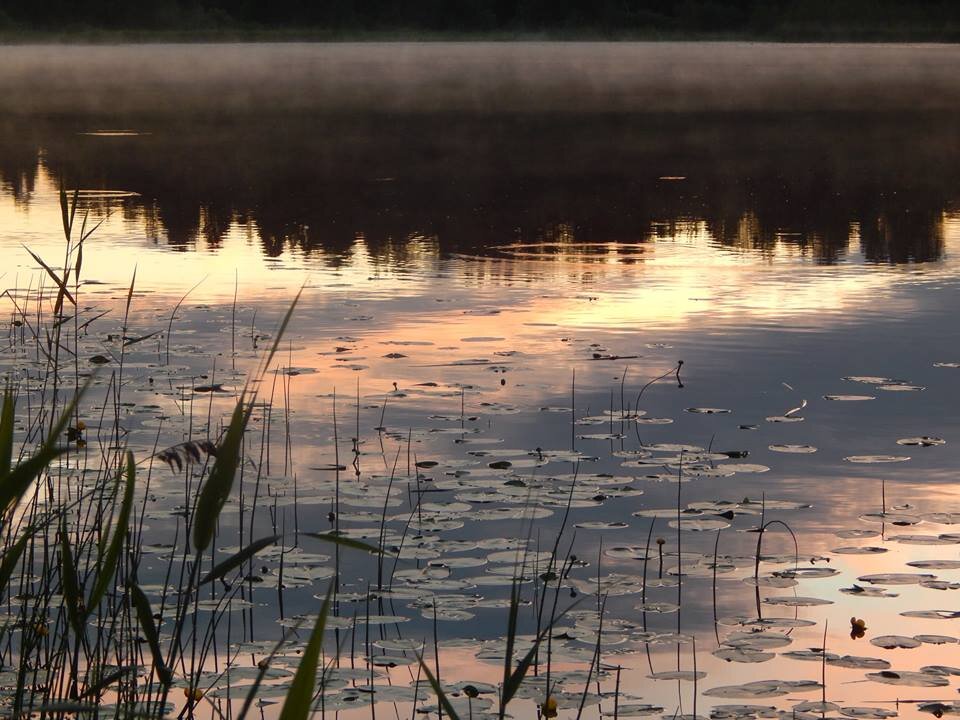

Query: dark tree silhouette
[[2, 0, 960, 39]]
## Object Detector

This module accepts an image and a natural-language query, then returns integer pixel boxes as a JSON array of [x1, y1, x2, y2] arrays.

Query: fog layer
[[2, 42, 960, 116]]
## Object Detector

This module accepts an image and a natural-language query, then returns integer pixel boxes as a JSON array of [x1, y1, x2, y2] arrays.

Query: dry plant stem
[[712, 529, 722, 647]]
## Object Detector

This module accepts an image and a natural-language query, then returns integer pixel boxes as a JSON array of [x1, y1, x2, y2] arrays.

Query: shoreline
[[1, 29, 960, 44]]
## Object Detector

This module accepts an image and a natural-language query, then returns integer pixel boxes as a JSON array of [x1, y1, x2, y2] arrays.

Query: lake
[[2, 42, 960, 720]]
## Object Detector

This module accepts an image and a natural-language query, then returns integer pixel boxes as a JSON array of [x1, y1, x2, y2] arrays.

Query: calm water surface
[[3, 42, 960, 720]]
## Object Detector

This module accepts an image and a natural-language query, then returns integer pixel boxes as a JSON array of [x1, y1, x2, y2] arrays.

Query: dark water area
[[1, 110, 956, 263]]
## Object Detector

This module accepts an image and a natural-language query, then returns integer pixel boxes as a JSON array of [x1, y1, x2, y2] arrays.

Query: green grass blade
[[501, 632, 545, 709], [199, 534, 280, 585], [192, 289, 303, 552], [59, 185, 70, 241], [59, 519, 85, 637], [414, 653, 462, 720], [85, 451, 136, 616], [23, 245, 76, 307], [301, 532, 382, 554], [95, 470, 120, 560], [193, 399, 247, 552], [78, 667, 131, 699], [236, 633, 293, 720], [68, 188, 78, 240], [0, 379, 90, 515], [75, 231, 84, 277], [255, 284, 304, 387], [129, 582, 172, 686], [122, 330, 162, 347], [501, 599, 581, 709], [277, 584, 332, 720], [0, 448, 67, 515], [499, 575, 521, 716], [0, 387, 13, 479], [0, 531, 32, 594]]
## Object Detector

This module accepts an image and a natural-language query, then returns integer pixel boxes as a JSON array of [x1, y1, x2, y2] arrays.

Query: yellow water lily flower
[[850, 616, 867, 639]]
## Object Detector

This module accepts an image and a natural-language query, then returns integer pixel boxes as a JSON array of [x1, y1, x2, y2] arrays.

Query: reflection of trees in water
[[860, 210, 945, 264], [0, 121, 41, 205], [0, 112, 952, 265]]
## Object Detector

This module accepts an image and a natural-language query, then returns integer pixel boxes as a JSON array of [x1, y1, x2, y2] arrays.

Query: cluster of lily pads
[[6, 197, 960, 720]]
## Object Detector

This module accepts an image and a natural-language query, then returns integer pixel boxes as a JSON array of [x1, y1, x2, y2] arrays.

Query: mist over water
[[3, 42, 960, 115]]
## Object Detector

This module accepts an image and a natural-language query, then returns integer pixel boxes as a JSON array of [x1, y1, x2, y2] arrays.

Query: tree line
[[2, 0, 960, 38]]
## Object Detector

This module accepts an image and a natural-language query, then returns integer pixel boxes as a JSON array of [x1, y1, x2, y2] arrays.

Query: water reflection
[[0, 110, 954, 265]]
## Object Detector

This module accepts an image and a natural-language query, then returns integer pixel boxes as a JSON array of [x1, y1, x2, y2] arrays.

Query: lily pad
[[768, 444, 817, 454], [845, 455, 911, 464], [866, 671, 948, 687]]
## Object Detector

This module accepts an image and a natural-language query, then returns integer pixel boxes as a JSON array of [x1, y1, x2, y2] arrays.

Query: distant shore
[[1, 27, 960, 44]]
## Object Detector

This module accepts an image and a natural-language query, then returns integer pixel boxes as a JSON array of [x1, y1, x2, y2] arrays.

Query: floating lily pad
[[768, 444, 817, 454], [828, 655, 890, 670], [712, 647, 775, 663], [602, 704, 664, 717], [859, 573, 937, 585], [635, 602, 680, 614], [915, 635, 958, 644], [720, 463, 770, 473], [840, 707, 898, 718], [835, 529, 881, 539], [744, 575, 798, 589], [703, 680, 822, 699], [919, 704, 960, 717], [647, 670, 706, 681], [724, 632, 793, 650], [922, 513, 960, 524], [762, 596, 833, 607], [845, 455, 911, 464], [643, 443, 704, 452], [921, 665, 960, 676], [604, 546, 650, 560], [870, 635, 921, 649], [778, 567, 839, 579], [897, 437, 945, 447], [708, 705, 779, 719], [782, 650, 839, 662], [832, 546, 887, 555], [907, 560, 960, 570], [748, 617, 817, 628], [667, 518, 731, 531], [900, 610, 960, 620], [840, 585, 899, 598], [793, 701, 839, 714], [887, 534, 959, 545], [843, 376, 893, 384], [866, 671, 948, 687], [859, 513, 920, 526]]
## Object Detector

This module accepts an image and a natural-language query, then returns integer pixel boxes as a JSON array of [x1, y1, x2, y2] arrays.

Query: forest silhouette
[[3, 0, 960, 39]]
